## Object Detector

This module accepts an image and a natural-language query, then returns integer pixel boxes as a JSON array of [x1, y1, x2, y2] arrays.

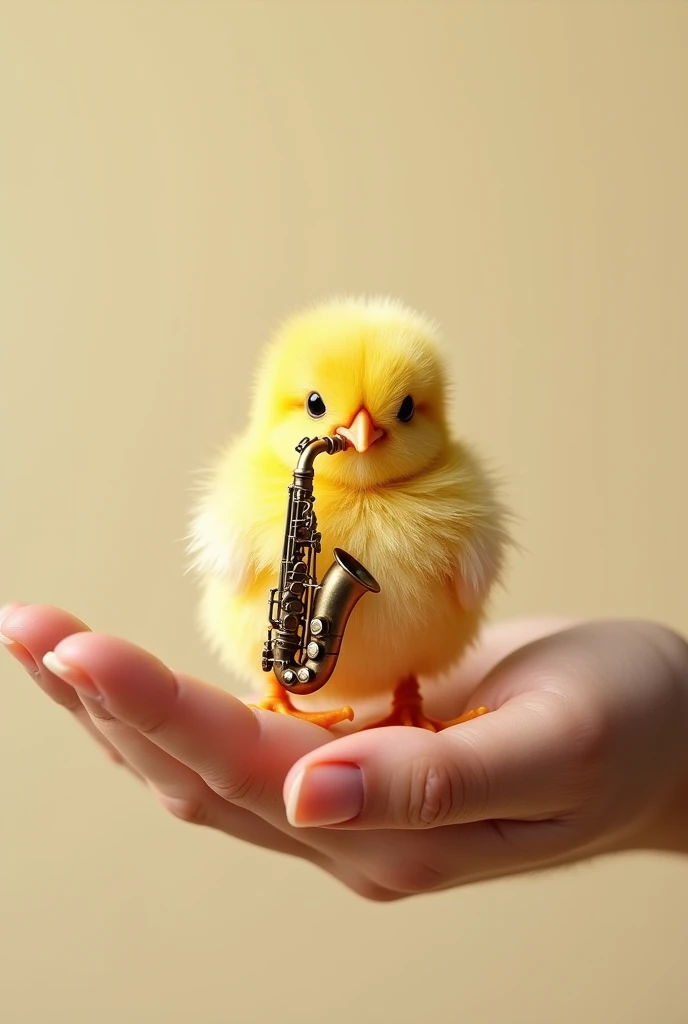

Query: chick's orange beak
[[335, 408, 384, 453]]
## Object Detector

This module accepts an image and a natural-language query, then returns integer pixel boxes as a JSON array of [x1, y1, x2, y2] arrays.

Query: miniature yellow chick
[[188, 297, 511, 731]]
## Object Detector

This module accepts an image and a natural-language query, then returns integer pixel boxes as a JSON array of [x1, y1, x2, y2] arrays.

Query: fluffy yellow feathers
[[188, 297, 511, 730]]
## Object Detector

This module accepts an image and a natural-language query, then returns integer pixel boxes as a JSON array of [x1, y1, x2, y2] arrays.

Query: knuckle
[[405, 758, 464, 828], [56, 693, 81, 711], [202, 765, 265, 806], [83, 703, 116, 725], [157, 794, 209, 827], [535, 689, 611, 802], [567, 711, 610, 796], [355, 883, 406, 904], [136, 711, 172, 738], [370, 856, 447, 895], [549, 691, 610, 781], [335, 873, 406, 903]]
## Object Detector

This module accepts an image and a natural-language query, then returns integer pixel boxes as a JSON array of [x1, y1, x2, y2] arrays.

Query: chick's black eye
[[306, 391, 327, 418], [397, 394, 415, 422]]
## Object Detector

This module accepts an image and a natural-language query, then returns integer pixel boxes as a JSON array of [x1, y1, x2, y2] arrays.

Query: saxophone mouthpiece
[[328, 434, 349, 453]]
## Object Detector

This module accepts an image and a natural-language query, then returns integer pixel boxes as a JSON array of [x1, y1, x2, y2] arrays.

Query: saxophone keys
[[280, 666, 311, 686]]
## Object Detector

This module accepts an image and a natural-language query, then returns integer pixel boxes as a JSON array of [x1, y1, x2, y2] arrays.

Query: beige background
[[2, 2, 687, 1022]]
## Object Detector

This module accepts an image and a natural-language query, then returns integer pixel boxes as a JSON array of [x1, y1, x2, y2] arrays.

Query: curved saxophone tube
[[271, 547, 380, 694], [261, 435, 380, 695]]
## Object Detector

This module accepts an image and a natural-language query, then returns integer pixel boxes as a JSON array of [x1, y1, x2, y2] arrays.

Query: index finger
[[48, 631, 334, 819]]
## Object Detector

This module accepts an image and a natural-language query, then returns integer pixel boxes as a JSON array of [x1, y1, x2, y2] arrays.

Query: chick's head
[[249, 297, 452, 489]]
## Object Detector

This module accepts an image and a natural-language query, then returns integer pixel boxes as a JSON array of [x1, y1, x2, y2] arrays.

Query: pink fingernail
[[0, 602, 25, 641], [42, 651, 102, 700], [0, 605, 39, 675], [285, 763, 364, 827], [0, 637, 40, 675]]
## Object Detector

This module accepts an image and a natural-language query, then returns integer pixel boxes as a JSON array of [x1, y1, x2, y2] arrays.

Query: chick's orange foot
[[248, 679, 354, 730], [361, 677, 489, 733]]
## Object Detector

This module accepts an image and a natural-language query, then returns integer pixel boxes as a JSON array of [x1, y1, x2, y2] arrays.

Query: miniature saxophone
[[261, 435, 380, 695]]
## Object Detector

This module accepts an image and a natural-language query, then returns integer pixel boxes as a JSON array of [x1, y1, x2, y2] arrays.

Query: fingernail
[[285, 763, 364, 827], [0, 636, 40, 675], [0, 602, 24, 642], [0, 605, 39, 675], [42, 651, 102, 701]]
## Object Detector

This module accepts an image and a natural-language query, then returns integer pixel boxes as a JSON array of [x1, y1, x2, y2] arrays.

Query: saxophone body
[[261, 435, 380, 695]]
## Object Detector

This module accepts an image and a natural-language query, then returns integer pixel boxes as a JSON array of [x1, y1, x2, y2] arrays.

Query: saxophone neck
[[294, 434, 347, 477]]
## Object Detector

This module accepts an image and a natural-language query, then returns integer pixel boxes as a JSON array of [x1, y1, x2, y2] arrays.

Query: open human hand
[[2, 603, 687, 901]]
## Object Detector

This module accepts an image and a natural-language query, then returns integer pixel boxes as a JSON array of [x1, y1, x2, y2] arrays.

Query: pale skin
[[2, 603, 687, 902]]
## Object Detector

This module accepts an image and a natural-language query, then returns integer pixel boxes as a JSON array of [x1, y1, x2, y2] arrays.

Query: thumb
[[283, 692, 591, 829]]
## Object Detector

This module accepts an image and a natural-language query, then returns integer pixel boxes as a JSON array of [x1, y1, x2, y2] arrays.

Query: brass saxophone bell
[[279, 547, 380, 694]]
